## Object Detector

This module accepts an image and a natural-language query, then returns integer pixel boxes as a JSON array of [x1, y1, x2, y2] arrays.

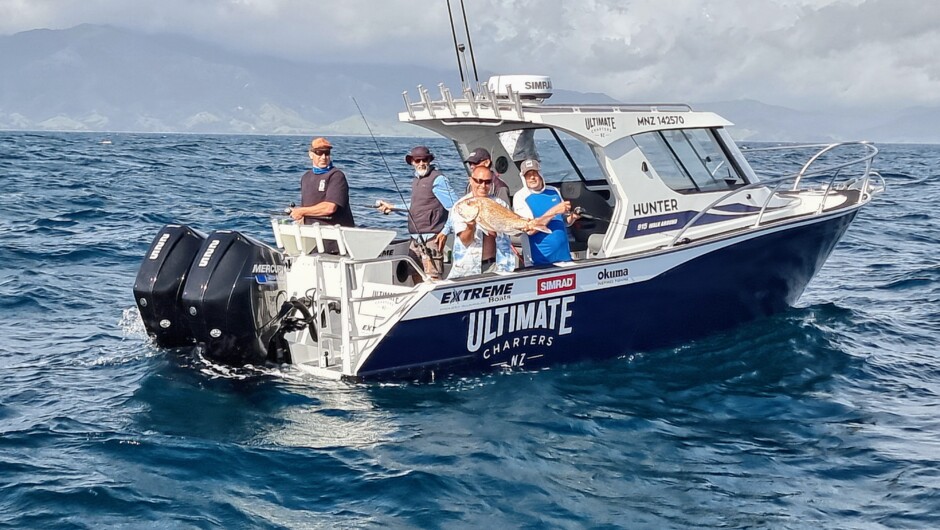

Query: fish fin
[[529, 218, 552, 234]]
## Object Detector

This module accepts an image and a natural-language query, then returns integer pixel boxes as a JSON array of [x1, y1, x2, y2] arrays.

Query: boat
[[132, 73, 884, 381]]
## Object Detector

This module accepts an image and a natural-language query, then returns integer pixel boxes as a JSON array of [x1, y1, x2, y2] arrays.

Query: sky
[[2, 0, 939, 112]]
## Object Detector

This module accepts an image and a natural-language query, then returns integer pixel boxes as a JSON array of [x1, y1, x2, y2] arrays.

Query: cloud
[[2, 0, 939, 110]]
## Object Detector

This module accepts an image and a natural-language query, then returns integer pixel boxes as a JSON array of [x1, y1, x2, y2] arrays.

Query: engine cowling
[[133, 224, 206, 347], [180, 230, 287, 365]]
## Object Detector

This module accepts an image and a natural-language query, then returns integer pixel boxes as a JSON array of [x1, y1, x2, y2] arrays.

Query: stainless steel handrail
[[743, 142, 878, 180], [667, 142, 880, 248], [667, 174, 798, 247], [791, 142, 877, 190]]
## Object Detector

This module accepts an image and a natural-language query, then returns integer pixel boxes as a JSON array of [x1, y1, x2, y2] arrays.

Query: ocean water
[[0, 131, 937, 529]]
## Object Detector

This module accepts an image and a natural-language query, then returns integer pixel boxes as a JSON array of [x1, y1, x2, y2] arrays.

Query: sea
[[0, 131, 937, 529]]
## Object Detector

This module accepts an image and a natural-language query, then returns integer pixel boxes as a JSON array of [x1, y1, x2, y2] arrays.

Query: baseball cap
[[464, 147, 491, 165], [310, 137, 332, 151], [521, 159, 541, 174]]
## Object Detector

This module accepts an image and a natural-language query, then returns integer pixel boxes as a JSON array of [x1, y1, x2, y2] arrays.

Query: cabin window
[[529, 128, 607, 184], [633, 128, 745, 193]]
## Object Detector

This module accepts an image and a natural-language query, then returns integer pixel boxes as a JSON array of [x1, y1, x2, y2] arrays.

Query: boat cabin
[[399, 75, 777, 263]]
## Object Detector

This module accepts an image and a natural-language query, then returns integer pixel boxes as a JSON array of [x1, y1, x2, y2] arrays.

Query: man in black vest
[[377, 146, 457, 279], [290, 137, 355, 228]]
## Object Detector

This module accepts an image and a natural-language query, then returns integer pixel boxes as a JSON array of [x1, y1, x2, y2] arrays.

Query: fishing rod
[[350, 97, 410, 211], [350, 97, 442, 276]]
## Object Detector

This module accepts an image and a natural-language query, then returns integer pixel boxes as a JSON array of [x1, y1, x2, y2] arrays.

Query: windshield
[[633, 127, 746, 193]]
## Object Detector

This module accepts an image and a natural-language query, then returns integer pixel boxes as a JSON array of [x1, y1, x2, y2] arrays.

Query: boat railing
[[402, 83, 692, 121], [744, 141, 879, 190], [666, 141, 881, 248], [311, 254, 426, 374]]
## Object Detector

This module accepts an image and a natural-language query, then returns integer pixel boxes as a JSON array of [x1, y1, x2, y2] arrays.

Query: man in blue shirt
[[513, 159, 579, 266]]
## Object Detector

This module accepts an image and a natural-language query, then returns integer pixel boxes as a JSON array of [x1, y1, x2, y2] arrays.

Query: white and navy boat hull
[[350, 208, 858, 380]]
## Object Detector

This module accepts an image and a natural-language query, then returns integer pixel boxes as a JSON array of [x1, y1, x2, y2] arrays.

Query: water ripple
[[0, 132, 937, 528]]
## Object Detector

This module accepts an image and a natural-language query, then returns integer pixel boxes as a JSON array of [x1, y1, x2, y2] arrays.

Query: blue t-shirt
[[513, 186, 571, 265]]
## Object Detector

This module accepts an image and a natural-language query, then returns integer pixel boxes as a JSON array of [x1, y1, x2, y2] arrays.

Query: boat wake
[[189, 347, 306, 382], [119, 306, 148, 340]]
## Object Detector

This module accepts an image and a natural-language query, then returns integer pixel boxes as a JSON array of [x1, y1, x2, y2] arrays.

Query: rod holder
[[418, 85, 436, 119], [464, 86, 478, 117], [402, 91, 415, 120], [440, 84, 456, 116]]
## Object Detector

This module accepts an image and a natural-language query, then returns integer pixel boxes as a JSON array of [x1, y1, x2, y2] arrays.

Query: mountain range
[[1, 24, 937, 143]]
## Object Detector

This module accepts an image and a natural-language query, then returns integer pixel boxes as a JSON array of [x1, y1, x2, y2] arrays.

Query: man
[[513, 159, 578, 265], [434, 147, 512, 252], [463, 147, 510, 204], [290, 137, 355, 228], [447, 166, 516, 279], [376, 146, 457, 279]]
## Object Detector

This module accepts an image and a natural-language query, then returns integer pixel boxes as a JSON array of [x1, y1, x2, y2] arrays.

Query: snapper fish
[[453, 197, 551, 235]]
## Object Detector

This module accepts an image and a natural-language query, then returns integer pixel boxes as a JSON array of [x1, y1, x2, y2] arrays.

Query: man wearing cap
[[463, 147, 510, 204], [376, 146, 457, 279], [290, 137, 355, 228], [513, 159, 578, 266], [433, 146, 513, 253], [447, 165, 516, 278]]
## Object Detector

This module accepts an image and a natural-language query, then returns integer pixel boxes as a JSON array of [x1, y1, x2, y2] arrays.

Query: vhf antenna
[[446, 0, 479, 93], [459, 0, 479, 84], [445, 0, 466, 89]]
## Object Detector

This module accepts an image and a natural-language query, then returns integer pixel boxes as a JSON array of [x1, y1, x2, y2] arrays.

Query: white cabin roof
[[398, 82, 732, 147]]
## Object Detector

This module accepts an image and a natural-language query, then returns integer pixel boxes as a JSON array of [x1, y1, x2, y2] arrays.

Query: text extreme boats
[[133, 75, 885, 381]]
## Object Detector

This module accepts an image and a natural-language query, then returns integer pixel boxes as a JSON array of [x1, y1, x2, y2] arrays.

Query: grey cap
[[520, 159, 541, 175]]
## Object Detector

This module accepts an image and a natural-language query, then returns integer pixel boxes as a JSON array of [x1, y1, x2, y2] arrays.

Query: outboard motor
[[180, 230, 287, 366], [133, 224, 206, 347]]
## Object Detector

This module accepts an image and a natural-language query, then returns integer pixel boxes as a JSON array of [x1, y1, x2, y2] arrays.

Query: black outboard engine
[[133, 225, 206, 347], [180, 230, 287, 366]]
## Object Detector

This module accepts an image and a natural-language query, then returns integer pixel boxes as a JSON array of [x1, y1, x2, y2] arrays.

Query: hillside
[[0, 24, 936, 143]]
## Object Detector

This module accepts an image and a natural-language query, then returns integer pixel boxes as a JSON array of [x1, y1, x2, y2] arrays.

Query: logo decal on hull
[[440, 282, 514, 305], [466, 295, 575, 367], [537, 273, 576, 295], [597, 266, 630, 285]]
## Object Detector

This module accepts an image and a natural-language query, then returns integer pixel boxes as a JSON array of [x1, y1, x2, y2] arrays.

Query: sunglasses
[[311, 149, 332, 156], [471, 177, 493, 185], [411, 158, 430, 164]]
